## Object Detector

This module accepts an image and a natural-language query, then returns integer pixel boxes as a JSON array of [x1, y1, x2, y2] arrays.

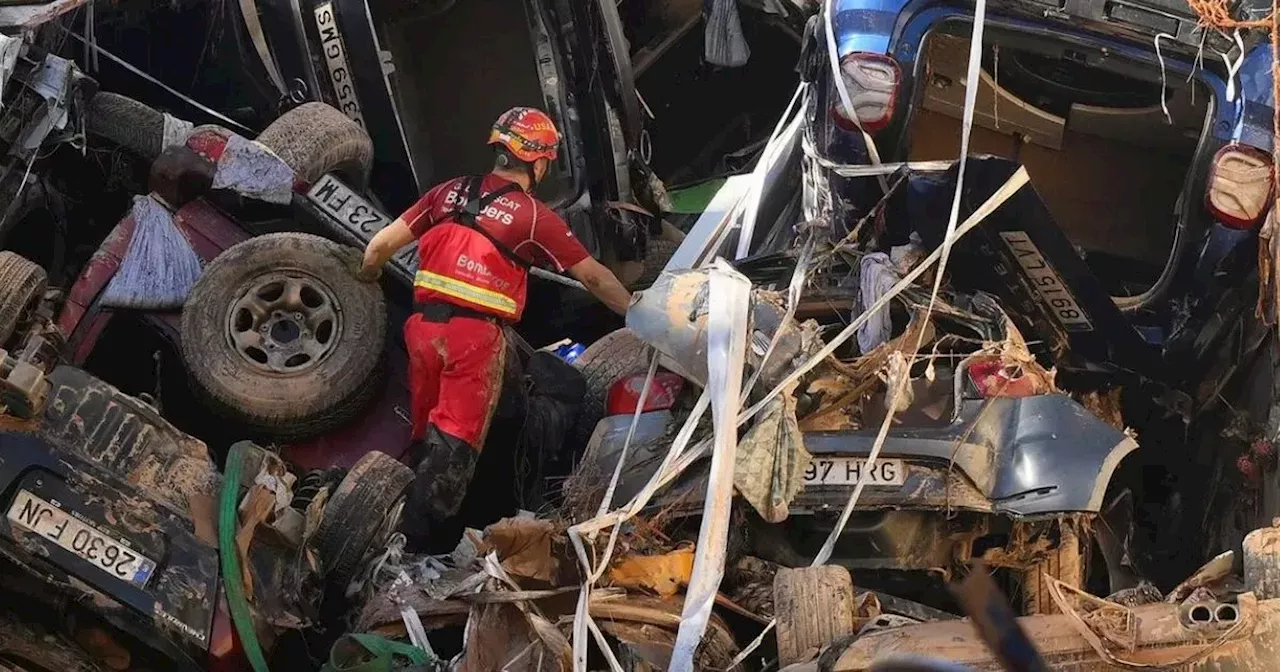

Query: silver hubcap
[[226, 273, 341, 374]]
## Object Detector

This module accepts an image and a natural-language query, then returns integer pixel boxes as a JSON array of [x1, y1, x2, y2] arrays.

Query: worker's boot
[[400, 426, 479, 552]]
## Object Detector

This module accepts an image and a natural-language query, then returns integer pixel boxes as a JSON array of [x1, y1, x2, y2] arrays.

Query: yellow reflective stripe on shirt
[[414, 270, 518, 316]]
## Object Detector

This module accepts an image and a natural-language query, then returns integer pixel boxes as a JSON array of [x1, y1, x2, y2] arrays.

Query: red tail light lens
[[966, 357, 1041, 398], [606, 371, 685, 416], [1206, 144, 1273, 230], [831, 52, 901, 134]]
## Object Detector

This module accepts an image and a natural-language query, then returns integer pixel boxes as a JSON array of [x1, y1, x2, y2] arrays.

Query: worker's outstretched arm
[[567, 257, 633, 315], [363, 220, 416, 274]]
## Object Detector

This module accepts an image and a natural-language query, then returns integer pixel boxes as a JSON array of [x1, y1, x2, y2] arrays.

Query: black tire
[[312, 451, 414, 587], [180, 233, 387, 439], [86, 92, 165, 160], [0, 612, 102, 672], [0, 252, 46, 347], [255, 103, 373, 186], [631, 238, 680, 290], [571, 328, 652, 449]]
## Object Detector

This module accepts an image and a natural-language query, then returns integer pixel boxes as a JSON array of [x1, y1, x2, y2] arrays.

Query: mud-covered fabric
[[401, 426, 480, 551]]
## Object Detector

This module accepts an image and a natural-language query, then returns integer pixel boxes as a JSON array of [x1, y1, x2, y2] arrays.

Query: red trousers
[[403, 315, 506, 449]]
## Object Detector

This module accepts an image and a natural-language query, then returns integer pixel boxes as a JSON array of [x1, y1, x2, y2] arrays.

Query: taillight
[[831, 52, 901, 134], [606, 371, 685, 416], [1206, 144, 1273, 230], [966, 357, 1041, 398]]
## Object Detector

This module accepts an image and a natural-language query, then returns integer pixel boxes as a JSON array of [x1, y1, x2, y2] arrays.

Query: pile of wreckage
[[6, 0, 1280, 668]]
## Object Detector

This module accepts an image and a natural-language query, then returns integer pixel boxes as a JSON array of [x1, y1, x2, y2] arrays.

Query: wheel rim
[[225, 271, 342, 375]]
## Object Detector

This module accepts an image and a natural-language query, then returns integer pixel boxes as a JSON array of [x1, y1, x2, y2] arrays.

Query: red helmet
[[488, 107, 560, 163]]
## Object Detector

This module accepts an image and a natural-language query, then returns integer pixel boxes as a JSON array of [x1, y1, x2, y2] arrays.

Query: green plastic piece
[[667, 177, 729, 214], [321, 633, 434, 672], [218, 441, 271, 672]]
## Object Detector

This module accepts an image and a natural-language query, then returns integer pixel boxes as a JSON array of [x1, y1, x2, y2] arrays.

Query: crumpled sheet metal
[[210, 134, 296, 204], [626, 267, 820, 391], [735, 384, 810, 523], [15, 54, 73, 153], [671, 259, 752, 672]]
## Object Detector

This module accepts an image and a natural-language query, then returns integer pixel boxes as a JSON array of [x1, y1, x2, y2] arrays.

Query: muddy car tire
[[630, 238, 681, 290], [0, 613, 101, 672], [1022, 522, 1087, 615], [180, 233, 386, 438], [0, 251, 46, 347], [256, 103, 373, 186], [773, 565, 857, 666], [86, 93, 165, 160], [572, 328, 652, 448], [312, 451, 414, 588]]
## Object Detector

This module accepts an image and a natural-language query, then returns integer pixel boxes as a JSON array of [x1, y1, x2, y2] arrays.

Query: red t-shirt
[[403, 174, 590, 271]]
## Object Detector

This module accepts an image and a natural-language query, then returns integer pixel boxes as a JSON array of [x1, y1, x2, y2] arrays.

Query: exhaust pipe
[[1215, 603, 1239, 624], [1186, 604, 1215, 625]]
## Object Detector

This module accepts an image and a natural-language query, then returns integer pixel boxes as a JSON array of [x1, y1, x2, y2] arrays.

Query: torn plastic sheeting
[[735, 384, 810, 523], [671, 259, 752, 672], [211, 134, 296, 204]]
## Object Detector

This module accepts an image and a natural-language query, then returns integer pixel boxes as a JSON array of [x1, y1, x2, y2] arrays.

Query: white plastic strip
[[593, 350, 659, 520], [671, 260, 752, 672], [735, 84, 808, 259], [922, 0, 989, 325]]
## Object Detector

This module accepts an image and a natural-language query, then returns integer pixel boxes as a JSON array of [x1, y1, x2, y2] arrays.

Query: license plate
[[998, 230, 1094, 332], [306, 173, 418, 272], [313, 2, 365, 129], [7, 489, 157, 588], [803, 458, 906, 487]]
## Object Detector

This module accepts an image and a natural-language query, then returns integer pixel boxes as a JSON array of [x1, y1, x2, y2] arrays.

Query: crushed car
[[561, 0, 1280, 661], [0, 250, 415, 671]]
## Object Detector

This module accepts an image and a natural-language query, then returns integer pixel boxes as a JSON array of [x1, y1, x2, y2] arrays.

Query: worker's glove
[[332, 247, 381, 283]]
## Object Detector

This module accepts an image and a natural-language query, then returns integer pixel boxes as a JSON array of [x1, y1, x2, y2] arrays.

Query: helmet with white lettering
[[488, 107, 560, 163]]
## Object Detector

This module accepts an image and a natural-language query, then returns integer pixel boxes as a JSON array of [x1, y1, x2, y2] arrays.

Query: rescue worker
[[359, 107, 633, 548]]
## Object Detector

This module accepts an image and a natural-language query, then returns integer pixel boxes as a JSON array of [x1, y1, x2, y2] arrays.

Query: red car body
[[55, 129, 413, 471]]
